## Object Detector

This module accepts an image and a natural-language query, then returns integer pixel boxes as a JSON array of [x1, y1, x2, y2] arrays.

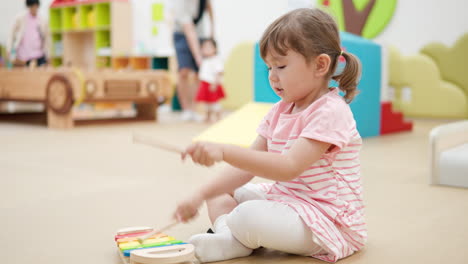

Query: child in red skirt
[[196, 39, 225, 122]]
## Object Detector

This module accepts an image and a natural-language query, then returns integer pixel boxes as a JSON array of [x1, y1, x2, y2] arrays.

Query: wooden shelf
[[49, 0, 131, 69]]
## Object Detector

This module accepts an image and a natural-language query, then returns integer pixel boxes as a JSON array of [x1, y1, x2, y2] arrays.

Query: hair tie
[[340, 50, 344, 56]]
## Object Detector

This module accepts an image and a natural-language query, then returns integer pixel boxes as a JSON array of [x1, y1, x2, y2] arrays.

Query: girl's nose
[[268, 70, 279, 82]]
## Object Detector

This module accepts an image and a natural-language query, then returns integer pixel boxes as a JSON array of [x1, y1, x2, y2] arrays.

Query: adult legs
[[173, 32, 200, 120], [177, 68, 194, 112]]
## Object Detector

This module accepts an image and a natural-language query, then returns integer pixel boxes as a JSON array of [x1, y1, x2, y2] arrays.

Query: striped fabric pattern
[[256, 89, 366, 262]]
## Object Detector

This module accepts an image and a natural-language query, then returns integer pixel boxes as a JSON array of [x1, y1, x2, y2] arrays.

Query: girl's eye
[[278, 65, 286, 69]]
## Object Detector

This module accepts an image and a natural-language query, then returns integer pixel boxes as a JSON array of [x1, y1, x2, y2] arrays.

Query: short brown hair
[[259, 8, 361, 103]]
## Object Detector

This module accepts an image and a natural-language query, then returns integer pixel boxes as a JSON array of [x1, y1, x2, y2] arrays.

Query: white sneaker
[[158, 104, 171, 113], [191, 112, 204, 123], [181, 110, 192, 121]]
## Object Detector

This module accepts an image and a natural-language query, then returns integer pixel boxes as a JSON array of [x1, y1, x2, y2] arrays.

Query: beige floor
[[1, 112, 467, 264]]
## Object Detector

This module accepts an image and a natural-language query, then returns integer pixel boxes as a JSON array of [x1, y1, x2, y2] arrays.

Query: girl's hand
[[182, 142, 224, 167], [209, 83, 217, 92], [173, 193, 204, 223]]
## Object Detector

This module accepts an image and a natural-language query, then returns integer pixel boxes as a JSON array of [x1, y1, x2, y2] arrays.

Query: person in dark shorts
[[173, 0, 214, 121]]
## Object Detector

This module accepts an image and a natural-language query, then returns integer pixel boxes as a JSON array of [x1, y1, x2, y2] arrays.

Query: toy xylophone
[[115, 226, 195, 264]]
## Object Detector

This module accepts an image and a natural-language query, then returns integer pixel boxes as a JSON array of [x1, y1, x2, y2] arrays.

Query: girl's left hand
[[173, 193, 204, 223], [182, 142, 224, 166]]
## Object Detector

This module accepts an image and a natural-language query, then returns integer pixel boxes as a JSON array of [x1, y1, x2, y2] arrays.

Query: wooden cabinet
[[49, 0, 132, 70]]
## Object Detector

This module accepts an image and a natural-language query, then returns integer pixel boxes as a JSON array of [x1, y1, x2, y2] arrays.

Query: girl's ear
[[314, 54, 331, 77]]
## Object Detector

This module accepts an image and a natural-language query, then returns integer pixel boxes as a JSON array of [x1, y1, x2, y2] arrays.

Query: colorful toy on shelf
[[72, 11, 78, 29], [115, 227, 194, 264], [87, 9, 95, 27], [52, 0, 75, 4]]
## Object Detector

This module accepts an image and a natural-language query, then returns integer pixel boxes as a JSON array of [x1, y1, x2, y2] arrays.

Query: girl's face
[[201, 41, 216, 57], [265, 49, 329, 110], [29, 4, 39, 16]]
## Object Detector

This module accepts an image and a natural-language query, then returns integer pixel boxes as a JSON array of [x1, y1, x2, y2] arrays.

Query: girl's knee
[[225, 200, 265, 248], [178, 68, 192, 79], [233, 183, 266, 204]]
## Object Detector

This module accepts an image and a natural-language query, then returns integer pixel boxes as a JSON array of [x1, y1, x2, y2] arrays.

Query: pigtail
[[332, 51, 361, 104]]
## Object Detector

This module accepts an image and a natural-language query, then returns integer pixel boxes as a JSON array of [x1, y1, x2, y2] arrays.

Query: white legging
[[225, 183, 325, 256]]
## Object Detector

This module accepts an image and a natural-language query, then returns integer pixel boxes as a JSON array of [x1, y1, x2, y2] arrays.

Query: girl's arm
[[210, 72, 223, 91], [185, 137, 330, 182], [215, 72, 223, 85], [174, 135, 267, 222]]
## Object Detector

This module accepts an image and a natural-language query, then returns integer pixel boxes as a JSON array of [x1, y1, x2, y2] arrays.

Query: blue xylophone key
[[123, 243, 187, 257]]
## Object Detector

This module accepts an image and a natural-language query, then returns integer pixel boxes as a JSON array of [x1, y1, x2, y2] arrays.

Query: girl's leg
[[206, 194, 237, 223], [211, 102, 222, 122], [189, 184, 267, 262], [190, 195, 252, 262], [205, 103, 213, 123], [227, 200, 325, 256]]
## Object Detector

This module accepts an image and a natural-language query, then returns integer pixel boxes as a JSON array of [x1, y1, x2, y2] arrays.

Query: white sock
[[189, 214, 253, 263]]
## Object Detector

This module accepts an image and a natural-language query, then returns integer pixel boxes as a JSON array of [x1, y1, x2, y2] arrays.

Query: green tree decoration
[[318, 0, 397, 39]]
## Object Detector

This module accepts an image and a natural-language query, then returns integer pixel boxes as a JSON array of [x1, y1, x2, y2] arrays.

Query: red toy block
[[380, 102, 413, 135]]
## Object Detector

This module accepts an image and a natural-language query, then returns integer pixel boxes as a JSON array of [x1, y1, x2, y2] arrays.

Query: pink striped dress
[[256, 88, 366, 262]]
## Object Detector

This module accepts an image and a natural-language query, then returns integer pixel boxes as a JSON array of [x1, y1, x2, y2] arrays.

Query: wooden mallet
[[137, 220, 179, 243], [132, 132, 184, 154]]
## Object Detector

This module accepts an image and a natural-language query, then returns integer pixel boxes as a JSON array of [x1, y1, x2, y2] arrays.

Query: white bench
[[430, 121, 468, 188]]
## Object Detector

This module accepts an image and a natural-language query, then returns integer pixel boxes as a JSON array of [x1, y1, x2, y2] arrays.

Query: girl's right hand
[[182, 142, 224, 167]]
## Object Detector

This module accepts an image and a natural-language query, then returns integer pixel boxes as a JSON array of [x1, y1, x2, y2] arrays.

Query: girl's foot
[[188, 215, 253, 262]]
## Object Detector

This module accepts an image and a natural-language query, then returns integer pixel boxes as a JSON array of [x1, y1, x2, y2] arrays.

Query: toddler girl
[[196, 39, 225, 122], [175, 8, 365, 263]]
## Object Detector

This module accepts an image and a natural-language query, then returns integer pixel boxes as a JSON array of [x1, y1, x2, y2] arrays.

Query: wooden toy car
[[0, 67, 172, 129]]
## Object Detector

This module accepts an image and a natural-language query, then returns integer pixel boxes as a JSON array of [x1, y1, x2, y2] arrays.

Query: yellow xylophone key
[[116, 233, 167, 243], [118, 236, 176, 250]]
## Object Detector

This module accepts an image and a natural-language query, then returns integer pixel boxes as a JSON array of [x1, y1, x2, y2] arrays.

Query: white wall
[[210, 0, 289, 60], [1, 0, 467, 60], [1, 0, 24, 47], [210, 0, 468, 59], [373, 0, 468, 55]]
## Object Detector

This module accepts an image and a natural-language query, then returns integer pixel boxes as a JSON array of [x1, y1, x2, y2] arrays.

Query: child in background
[[174, 8, 365, 263], [196, 39, 225, 122], [7, 0, 50, 67]]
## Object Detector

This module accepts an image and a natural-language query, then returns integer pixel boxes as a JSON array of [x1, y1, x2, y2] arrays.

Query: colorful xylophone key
[[115, 226, 194, 264]]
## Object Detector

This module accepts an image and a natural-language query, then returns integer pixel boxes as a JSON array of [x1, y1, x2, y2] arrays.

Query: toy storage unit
[[49, 0, 132, 69]]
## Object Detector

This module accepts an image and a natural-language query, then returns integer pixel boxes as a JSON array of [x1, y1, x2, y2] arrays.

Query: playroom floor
[[1, 110, 467, 264]]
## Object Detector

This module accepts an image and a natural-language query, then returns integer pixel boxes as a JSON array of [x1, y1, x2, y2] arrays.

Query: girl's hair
[[202, 38, 217, 50], [26, 0, 40, 7], [259, 8, 361, 103]]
